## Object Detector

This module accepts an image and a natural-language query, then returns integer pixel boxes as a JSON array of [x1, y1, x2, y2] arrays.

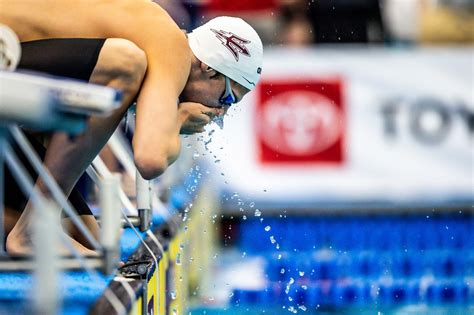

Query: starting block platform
[[0, 70, 121, 133]]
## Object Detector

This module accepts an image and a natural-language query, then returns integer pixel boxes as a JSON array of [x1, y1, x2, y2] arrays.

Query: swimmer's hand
[[178, 102, 224, 134]]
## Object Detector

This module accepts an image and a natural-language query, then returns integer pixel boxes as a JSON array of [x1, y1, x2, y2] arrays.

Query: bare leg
[[6, 39, 147, 255]]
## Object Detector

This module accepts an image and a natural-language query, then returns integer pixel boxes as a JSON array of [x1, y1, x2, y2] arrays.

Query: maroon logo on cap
[[211, 29, 251, 62]]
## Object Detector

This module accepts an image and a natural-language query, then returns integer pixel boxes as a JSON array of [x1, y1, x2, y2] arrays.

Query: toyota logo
[[259, 91, 344, 156]]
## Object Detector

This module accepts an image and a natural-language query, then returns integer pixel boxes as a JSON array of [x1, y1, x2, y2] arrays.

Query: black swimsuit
[[4, 38, 107, 216]]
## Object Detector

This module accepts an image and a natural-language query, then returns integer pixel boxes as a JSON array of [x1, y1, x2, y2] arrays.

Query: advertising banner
[[199, 47, 473, 209]]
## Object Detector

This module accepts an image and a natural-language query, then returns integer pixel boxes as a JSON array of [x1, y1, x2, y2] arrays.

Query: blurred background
[[157, 0, 473, 314]]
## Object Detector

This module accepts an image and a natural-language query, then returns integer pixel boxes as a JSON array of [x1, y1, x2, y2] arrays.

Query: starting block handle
[[136, 170, 151, 232]]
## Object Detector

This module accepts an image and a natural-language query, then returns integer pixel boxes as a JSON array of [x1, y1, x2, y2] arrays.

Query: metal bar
[[141, 279, 148, 315], [108, 131, 135, 179], [136, 170, 151, 232], [33, 199, 60, 315], [9, 125, 101, 250], [0, 127, 6, 255], [0, 256, 105, 271], [4, 144, 58, 315], [5, 142, 126, 315], [90, 157, 158, 268], [91, 157, 137, 216], [100, 174, 122, 274]]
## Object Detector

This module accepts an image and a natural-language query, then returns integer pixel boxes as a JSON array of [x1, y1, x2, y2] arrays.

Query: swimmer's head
[[187, 16, 263, 91]]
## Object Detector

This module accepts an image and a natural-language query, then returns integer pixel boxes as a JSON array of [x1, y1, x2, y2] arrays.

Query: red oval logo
[[259, 91, 343, 156]]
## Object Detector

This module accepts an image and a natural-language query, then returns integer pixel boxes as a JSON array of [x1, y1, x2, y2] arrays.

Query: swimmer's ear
[[200, 62, 218, 78]]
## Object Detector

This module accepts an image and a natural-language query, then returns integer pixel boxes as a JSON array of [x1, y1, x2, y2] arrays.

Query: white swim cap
[[188, 16, 263, 91]]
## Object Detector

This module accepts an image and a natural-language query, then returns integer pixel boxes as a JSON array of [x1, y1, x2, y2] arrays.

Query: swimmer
[[0, 1, 263, 255]]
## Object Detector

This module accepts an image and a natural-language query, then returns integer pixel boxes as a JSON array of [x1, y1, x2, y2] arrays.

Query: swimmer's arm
[[132, 71, 184, 180], [129, 15, 193, 179]]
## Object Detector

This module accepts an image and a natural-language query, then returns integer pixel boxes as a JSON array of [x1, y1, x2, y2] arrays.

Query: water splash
[[285, 277, 295, 295], [170, 290, 177, 300], [176, 253, 181, 265], [270, 236, 276, 244]]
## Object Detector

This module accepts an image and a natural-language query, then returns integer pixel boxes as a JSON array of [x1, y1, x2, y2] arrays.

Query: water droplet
[[280, 268, 285, 274], [242, 215, 247, 220], [299, 271, 305, 277], [270, 236, 276, 244], [277, 254, 282, 260], [170, 290, 177, 300], [301, 285, 308, 290], [213, 254, 218, 259], [249, 202, 255, 208], [265, 226, 271, 232], [192, 152, 200, 160], [299, 305, 307, 311], [214, 159, 221, 163], [176, 253, 181, 265], [186, 143, 192, 148], [254, 209, 262, 217]]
